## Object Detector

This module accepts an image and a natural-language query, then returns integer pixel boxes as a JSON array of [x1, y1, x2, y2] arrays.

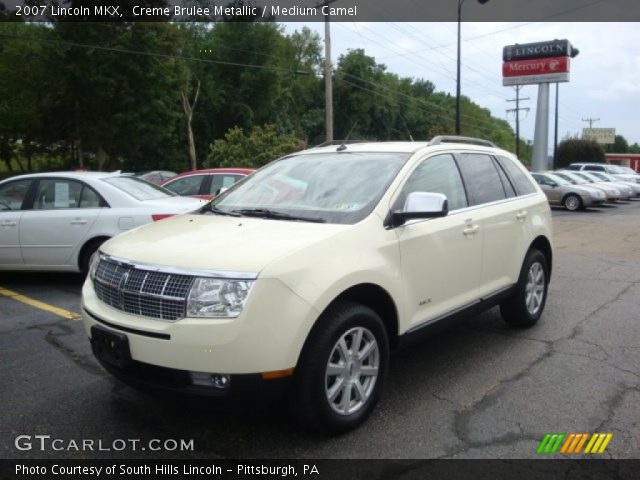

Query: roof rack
[[315, 140, 368, 148], [429, 136, 497, 148]]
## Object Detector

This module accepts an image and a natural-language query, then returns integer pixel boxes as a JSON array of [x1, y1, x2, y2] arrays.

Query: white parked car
[[567, 163, 640, 184], [0, 172, 204, 273], [587, 171, 640, 196], [81, 137, 553, 433]]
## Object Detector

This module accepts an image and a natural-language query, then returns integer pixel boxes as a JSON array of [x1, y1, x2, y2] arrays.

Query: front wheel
[[500, 249, 549, 328], [564, 194, 582, 211], [291, 301, 389, 434]]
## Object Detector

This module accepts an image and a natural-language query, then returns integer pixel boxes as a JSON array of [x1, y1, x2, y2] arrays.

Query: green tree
[[206, 124, 304, 168], [605, 135, 629, 153], [556, 139, 605, 168]]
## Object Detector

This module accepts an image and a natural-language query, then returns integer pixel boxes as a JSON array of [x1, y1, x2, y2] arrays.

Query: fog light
[[190, 372, 231, 389]]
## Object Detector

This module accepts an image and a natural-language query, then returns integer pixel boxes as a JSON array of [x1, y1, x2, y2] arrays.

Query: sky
[[284, 22, 640, 151]]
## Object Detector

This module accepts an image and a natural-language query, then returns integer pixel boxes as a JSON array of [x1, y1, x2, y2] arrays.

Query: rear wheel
[[500, 249, 549, 328], [79, 238, 107, 276], [291, 301, 389, 434], [564, 194, 582, 211]]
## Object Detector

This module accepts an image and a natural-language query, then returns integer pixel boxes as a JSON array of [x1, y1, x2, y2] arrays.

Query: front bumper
[[91, 344, 291, 398], [81, 276, 319, 376]]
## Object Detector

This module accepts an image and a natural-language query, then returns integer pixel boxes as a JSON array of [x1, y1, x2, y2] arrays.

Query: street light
[[456, 0, 490, 135]]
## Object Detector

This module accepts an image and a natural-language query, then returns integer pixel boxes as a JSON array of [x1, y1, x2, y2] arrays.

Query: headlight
[[186, 278, 254, 318], [88, 252, 101, 279]]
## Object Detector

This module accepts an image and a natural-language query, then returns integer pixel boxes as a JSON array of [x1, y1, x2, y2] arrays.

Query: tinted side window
[[0, 179, 32, 211], [584, 165, 605, 172], [566, 165, 581, 171], [494, 158, 516, 198], [398, 154, 468, 211], [456, 153, 506, 205], [496, 156, 537, 195]]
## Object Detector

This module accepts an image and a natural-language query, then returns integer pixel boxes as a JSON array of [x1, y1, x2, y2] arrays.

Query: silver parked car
[[554, 170, 621, 202], [531, 172, 606, 211], [587, 171, 640, 196], [573, 171, 633, 200]]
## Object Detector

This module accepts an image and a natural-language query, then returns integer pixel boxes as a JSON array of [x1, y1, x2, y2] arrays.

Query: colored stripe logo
[[537, 433, 612, 454]]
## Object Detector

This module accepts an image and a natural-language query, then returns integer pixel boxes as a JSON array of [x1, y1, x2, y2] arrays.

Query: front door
[[394, 153, 483, 329]]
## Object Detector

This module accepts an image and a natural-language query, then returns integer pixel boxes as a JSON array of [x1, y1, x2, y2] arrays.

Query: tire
[[291, 301, 389, 434], [500, 249, 549, 328], [79, 238, 107, 276], [563, 194, 582, 211]]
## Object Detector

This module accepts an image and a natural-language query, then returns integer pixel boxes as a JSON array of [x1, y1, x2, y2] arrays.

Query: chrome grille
[[93, 257, 193, 321]]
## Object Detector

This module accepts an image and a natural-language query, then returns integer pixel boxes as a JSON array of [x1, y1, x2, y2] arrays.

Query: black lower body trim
[[397, 285, 516, 349], [85, 308, 170, 340]]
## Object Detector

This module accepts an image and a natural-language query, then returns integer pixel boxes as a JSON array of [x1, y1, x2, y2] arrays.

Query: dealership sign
[[503, 39, 576, 62], [502, 40, 576, 86], [583, 128, 616, 144]]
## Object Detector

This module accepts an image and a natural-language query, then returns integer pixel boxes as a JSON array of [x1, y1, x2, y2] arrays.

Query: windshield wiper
[[199, 203, 241, 217], [232, 208, 326, 223]]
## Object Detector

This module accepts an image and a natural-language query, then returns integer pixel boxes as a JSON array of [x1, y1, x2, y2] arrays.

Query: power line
[[0, 32, 311, 75], [582, 117, 600, 129]]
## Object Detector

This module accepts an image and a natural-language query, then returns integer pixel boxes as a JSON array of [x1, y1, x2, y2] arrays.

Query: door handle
[[71, 219, 88, 225], [463, 225, 479, 236], [1, 220, 17, 227], [516, 211, 528, 221]]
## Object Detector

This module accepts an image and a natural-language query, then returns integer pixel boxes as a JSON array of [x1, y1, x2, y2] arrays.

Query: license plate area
[[91, 325, 132, 369]]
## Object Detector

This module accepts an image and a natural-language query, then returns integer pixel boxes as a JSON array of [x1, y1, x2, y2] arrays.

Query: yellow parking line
[[0, 286, 81, 321]]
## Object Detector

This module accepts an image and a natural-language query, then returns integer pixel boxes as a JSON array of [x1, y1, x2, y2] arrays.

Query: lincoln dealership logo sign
[[502, 40, 576, 86], [503, 40, 573, 62]]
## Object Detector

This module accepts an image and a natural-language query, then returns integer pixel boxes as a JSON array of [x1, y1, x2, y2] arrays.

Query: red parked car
[[160, 168, 254, 200]]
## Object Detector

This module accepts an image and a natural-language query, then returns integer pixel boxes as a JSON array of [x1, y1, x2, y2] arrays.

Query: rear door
[[0, 179, 33, 266], [20, 178, 103, 267]]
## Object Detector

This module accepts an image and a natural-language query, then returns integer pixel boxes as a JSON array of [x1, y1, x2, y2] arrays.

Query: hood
[[101, 213, 347, 274]]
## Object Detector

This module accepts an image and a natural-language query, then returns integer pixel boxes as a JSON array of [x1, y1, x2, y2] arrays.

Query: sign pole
[[531, 83, 550, 172]]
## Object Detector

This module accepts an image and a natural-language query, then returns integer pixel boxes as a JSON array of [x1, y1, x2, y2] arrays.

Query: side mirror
[[387, 192, 449, 228]]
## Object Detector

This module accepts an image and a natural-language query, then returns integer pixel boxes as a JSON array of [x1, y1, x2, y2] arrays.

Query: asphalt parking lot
[[1, 201, 639, 460]]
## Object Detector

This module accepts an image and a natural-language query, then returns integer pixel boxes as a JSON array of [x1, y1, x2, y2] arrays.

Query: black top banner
[[1, 0, 640, 22], [503, 40, 577, 62]]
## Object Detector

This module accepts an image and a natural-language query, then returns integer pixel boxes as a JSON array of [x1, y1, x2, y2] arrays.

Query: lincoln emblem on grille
[[118, 270, 130, 309]]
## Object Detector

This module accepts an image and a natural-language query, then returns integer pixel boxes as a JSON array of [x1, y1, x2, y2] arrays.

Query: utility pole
[[553, 83, 559, 169], [582, 117, 600, 129], [320, 0, 338, 142], [506, 86, 530, 158]]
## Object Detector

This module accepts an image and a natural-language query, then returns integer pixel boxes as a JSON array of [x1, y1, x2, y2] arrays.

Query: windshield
[[576, 172, 601, 183], [102, 176, 176, 201], [555, 172, 581, 184], [620, 166, 638, 174], [546, 173, 571, 186], [589, 172, 612, 182], [209, 152, 410, 224]]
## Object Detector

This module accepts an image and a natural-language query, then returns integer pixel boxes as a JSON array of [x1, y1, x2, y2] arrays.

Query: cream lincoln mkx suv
[[82, 137, 553, 433]]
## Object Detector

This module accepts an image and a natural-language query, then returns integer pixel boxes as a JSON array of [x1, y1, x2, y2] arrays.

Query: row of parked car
[[0, 168, 252, 273], [532, 163, 640, 211]]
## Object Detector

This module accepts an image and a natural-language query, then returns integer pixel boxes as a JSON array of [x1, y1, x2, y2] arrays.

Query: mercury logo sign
[[549, 60, 560, 71]]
